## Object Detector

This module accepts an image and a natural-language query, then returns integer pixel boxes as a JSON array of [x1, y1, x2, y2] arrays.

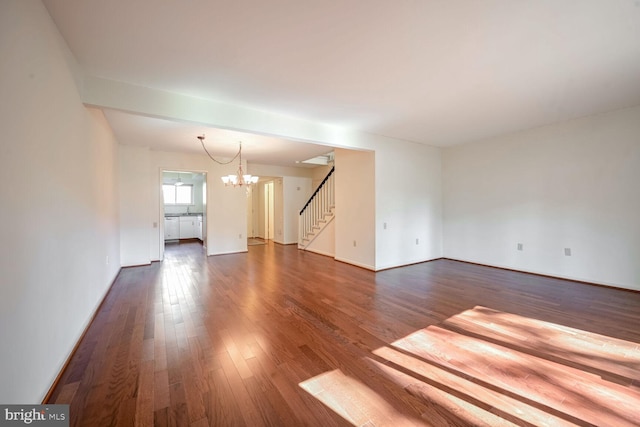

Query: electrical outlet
[[517, 243, 523, 251], [564, 248, 572, 256], [153, 222, 157, 228], [239, 234, 242, 239], [416, 238, 419, 245], [383, 222, 387, 230], [106, 256, 109, 265], [353, 240, 357, 247]]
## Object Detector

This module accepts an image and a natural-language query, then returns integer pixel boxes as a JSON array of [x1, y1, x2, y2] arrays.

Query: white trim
[[334, 257, 376, 271], [374, 257, 442, 271], [445, 257, 636, 291], [303, 247, 335, 258], [207, 249, 249, 256]]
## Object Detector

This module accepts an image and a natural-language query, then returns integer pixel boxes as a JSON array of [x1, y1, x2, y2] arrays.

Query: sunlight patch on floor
[[299, 369, 424, 426], [300, 306, 640, 426], [443, 306, 640, 377]]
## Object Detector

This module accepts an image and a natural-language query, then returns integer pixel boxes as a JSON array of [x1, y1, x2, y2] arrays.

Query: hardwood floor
[[47, 241, 640, 426]]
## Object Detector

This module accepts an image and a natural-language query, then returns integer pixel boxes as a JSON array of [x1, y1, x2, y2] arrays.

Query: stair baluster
[[299, 166, 335, 248]]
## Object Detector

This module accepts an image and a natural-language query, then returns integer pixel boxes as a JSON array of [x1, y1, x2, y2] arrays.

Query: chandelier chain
[[198, 135, 241, 165], [197, 135, 259, 187]]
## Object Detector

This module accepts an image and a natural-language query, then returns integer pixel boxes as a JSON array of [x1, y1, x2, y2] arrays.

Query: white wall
[[247, 186, 258, 238], [273, 178, 285, 244], [119, 147, 248, 262], [443, 106, 640, 290], [248, 163, 315, 179], [273, 176, 314, 245], [120, 146, 151, 266], [375, 142, 443, 270], [274, 178, 285, 243], [282, 176, 313, 244], [311, 165, 333, 189], [327, 142, 444, 271], [0, 0, 120, 403], [265, 181, 275, 240], [255, 182, 267, 239], [334, 148, 376, 270]]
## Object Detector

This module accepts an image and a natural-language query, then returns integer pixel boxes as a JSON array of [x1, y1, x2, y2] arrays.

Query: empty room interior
[[1, 1, 640, 425]]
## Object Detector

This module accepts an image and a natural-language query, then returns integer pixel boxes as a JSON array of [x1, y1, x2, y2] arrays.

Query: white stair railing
[[299, 167, 335, 247]]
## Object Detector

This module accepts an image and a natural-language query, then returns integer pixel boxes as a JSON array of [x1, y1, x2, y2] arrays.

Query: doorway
[[245, 178, 276, 244], [159, 170, 207, 260], [264, 181, 274, 241]]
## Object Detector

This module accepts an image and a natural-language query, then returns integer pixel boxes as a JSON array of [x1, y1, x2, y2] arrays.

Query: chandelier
[[197, 135, 259, 187]]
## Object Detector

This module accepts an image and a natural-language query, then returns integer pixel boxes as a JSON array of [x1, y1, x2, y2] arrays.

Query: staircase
[[299, 166, 335, 249]]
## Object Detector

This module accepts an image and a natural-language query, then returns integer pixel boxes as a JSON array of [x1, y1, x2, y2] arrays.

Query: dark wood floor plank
[[47, 241, 640, 426], [205, 368, 248, 427], [134, 359, 154, 427], [214, 351, 264, 426]]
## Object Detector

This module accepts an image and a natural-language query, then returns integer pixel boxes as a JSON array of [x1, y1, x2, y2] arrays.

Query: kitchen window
[[162, 184, 193, 205]]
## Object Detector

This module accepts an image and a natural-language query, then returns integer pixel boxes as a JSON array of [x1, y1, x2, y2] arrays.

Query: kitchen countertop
[[165, 213, 203, 217]]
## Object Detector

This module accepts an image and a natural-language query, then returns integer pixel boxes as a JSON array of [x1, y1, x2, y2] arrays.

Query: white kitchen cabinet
[[179, 216, 197, 239], [164, 217, 179, 240], [197, 215, 203, 240]]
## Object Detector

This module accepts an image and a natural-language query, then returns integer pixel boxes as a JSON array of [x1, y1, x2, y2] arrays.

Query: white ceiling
[[43, 0, 640, 158]]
